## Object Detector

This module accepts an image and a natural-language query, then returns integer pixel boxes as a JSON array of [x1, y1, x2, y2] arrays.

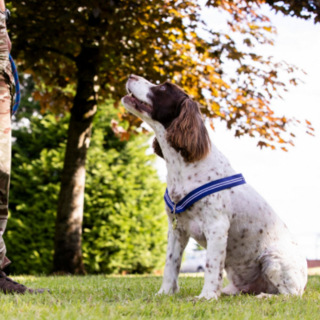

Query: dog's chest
[[176, 211, 208, 246], [166, 199, 224, 248]]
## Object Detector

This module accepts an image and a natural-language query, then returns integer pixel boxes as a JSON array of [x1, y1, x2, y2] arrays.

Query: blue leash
[[8, 54, 20, 115], [164, 173, 246, 214]]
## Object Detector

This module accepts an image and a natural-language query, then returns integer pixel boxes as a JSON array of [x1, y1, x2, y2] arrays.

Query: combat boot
[[0, 271, 48, 294]]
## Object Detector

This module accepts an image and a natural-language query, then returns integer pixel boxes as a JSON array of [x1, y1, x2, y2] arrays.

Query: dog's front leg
[[157, 220, 189, 295], [196, 216, 230, 300]]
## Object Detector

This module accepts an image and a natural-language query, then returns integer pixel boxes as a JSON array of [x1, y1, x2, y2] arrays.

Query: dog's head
[[122, 75, 210, 163]]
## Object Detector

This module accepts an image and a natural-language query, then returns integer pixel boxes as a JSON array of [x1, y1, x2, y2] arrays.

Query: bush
[[6, 102, 167, 274]]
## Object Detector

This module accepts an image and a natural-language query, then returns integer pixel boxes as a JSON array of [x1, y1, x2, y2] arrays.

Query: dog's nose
[[129, 74, 138, 81]]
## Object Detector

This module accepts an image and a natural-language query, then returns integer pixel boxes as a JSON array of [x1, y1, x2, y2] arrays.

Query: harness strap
[[164, 173, 246, 214], [8, 54, 20, 115]]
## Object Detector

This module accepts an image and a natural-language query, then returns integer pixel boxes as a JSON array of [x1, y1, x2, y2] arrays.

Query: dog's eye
[[160, 86, 166, 91]]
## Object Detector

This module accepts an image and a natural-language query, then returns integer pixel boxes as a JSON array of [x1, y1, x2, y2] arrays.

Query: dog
[[122, 74, 307, 300]]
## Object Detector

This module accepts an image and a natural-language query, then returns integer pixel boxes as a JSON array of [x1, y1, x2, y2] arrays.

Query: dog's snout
[[129, 74, 139, 81]]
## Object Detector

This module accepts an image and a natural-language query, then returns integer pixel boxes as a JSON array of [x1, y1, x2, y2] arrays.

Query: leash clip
[[172, 204, 178, 230]]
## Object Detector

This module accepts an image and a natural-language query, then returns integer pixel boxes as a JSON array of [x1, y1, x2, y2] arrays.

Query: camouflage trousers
[[0, 68, 13, 270]]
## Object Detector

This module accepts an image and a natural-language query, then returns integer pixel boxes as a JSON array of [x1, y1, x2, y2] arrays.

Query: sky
[[155, 3, 320, 259]]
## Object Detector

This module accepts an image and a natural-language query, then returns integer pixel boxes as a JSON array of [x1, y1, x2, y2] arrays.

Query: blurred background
[[5, 0, 320, 275]]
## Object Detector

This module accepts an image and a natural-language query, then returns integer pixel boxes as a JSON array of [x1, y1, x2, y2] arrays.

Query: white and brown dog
[[122, 74, 307, 300]]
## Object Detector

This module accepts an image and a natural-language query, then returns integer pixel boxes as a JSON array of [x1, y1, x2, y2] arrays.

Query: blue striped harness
[[8, 54, 20, 114], [164, 173, 246, 229]]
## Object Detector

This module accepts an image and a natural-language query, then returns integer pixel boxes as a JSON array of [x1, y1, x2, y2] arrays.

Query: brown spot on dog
[[259, 229, 263, 234]]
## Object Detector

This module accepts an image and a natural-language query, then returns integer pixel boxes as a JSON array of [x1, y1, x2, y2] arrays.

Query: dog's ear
[[152, 137, 164, 158], [166, 98, 210, 163]]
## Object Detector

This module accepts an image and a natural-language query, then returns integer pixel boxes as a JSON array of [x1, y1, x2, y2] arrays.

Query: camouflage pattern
[[0, 10, 13, 270]]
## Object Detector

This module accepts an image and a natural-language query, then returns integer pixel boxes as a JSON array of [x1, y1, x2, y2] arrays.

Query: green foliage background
[[6, 96, 167, 275]]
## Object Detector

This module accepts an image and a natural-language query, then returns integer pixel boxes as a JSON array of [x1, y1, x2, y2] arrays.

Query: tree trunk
[[53, 45, 99, 274]]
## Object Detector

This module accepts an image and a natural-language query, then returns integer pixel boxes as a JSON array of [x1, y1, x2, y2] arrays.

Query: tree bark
[[53, 45, 99, 274]]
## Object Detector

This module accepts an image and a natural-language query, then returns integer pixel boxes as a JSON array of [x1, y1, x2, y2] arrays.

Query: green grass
[[1, 275, 320, 319]]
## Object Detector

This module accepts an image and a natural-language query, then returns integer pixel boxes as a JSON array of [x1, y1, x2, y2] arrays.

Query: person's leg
[[0, 72, 11, 271], [0, 0, 12, 272], [0, 74, 49, 294]]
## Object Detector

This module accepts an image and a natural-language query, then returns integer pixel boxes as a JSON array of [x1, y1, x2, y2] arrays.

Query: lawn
[[1, 274, 320, 320]]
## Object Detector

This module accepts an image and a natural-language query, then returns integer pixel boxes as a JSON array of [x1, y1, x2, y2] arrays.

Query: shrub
[[6, 102, 167, 274]]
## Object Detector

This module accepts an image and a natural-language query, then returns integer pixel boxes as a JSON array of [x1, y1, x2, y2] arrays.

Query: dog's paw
[[221, 283, 240, 296], [156, 285, 178, 296], [195, 291, 219, 301], [155, 288, 169, 296], [256, 293, 278, 299]]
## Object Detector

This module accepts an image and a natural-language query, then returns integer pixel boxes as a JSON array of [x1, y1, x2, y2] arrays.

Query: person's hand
[[0, 1, 5, 13]]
